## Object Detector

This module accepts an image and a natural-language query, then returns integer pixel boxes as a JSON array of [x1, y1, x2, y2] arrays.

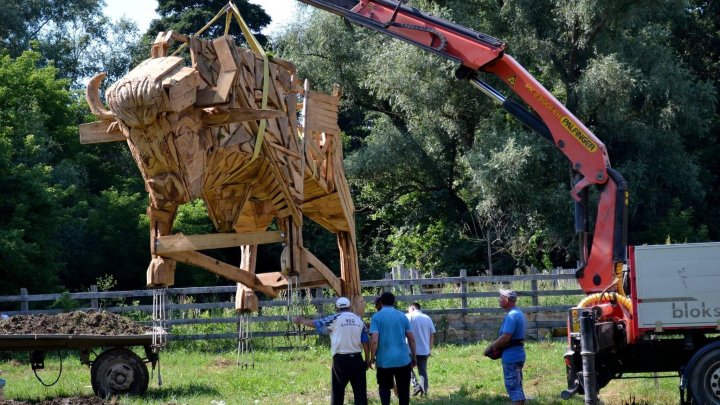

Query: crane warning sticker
[[506, 75, 516, 86], [561, 116, 597, 153]]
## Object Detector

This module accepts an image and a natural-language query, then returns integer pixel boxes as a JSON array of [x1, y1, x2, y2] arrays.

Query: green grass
[[0, 341, 679, 404]]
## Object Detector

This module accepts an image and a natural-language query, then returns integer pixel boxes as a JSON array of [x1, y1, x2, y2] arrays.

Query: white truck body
[[634, 242, 720, 331]]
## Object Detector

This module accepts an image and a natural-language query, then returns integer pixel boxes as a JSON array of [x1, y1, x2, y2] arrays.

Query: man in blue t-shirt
[[369, 292, 417, 405], [484, 289, 526, 405]]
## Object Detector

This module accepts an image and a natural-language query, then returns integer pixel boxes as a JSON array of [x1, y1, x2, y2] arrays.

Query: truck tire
[[91, 348, 149, 398], [689, 348, 720, 405]]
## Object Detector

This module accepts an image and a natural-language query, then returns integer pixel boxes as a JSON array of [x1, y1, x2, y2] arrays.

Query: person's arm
[[369, 332, 379, 368], [484, 332, 512, 356], [406, 330, 417, 368], [360, 327, 371, 369], [363, 341, 371, 368], [293, 316, 315, 328]]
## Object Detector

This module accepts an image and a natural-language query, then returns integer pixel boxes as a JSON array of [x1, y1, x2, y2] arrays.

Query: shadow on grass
[[399, 384, 509, 405], [142, 383, 221, 399]]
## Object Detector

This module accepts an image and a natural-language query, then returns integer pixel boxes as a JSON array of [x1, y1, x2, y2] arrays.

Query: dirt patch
[[0, 396, 115, 404], [0, 311, 147, 335]]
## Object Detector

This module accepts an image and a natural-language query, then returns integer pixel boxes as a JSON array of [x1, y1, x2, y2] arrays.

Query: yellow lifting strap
[[174, 2, 270, 165]]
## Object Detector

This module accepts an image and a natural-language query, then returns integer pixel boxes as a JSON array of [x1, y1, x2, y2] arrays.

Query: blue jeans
[[502, 361, 525, 402]]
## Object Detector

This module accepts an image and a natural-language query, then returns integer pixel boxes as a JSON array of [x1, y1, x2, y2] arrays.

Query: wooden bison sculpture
[[80, 31, 361, 313]]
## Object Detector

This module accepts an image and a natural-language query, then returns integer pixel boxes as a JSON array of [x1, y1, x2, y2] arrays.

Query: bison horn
[[86, 72, 115, 121]]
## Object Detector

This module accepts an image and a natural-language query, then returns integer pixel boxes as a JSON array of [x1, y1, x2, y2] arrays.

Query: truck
[[292, 1, 720, 403]]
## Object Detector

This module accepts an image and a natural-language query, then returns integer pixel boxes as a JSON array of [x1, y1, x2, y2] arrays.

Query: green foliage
[[49, 291, 80, 311], [0, 51, 74, 294], [640, 198, 709, 244], [148, 0, 271, 47]]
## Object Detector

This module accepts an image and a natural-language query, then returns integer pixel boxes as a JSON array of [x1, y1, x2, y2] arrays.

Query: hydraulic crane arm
[[297, 0, 628, 294]]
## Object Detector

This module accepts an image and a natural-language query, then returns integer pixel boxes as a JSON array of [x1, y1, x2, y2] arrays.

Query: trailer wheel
[[91, 348, 149, 398], [690, 348, 720, 405]]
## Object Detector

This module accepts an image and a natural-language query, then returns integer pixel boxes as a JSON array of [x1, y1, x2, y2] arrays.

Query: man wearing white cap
[[484, 289, 526, 405], [294, 297, 370, 405]]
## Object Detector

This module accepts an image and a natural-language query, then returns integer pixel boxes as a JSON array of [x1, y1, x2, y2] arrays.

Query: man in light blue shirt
[[407, 302, 436, 397], [369, 292, 417, 405], [484, 289, 526, 405]]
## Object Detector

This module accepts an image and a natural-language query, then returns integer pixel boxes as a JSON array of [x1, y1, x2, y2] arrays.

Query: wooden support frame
[[165, 250, 277, 297], [155, 231, 284, 254], [304, 248, 342, 296]]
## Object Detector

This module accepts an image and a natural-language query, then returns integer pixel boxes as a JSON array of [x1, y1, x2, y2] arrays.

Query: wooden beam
[[256, 271, 329, 290], [156, 231, 284, 254], [304, 248, 342, 296], [165, 250, 277, 297], [79, 121, 125, 144], [202, 107, 286, 126]]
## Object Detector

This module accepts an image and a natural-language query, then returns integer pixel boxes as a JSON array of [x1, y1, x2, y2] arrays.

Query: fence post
[[384, 272, 393, 293], [530, 267, 539, 307], [459, 269, 468, 311], [20, 288, 29, 312], [90, 285, 99, 310]]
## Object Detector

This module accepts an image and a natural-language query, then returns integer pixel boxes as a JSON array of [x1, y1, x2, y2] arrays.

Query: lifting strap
[[172, 1, 270, 166]]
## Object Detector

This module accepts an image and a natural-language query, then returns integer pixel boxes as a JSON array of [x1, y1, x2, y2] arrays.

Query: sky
[[104, 0, 297, 34]]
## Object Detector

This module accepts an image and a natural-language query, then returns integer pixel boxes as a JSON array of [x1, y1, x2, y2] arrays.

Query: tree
[[0, 51, 73, 294], [147, 0, 271, 47], [275, 0, 717, 276], [0, 0, 133, 87]]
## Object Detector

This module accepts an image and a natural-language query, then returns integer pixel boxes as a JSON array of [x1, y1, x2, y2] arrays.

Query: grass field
[[0, 341, 680, 404]]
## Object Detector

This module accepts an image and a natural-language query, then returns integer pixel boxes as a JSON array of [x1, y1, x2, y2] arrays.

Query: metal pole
[[579, 309, 598, 405]]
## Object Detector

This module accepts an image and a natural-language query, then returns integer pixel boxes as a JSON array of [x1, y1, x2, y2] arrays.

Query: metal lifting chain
[[285, 275, 304, 337], [236, 313, 254, 369], [152, 287, 168, 352]]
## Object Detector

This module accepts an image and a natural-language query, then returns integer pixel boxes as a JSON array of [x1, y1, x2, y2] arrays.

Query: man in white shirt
[[406, 302, 436, 397], [294, 297, 370, 405]]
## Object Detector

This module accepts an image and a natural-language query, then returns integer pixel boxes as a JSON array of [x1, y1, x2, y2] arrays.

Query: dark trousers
[[411, 355, 429, 394], [331, 353, 367, 405], [376, 362, 412, 405]]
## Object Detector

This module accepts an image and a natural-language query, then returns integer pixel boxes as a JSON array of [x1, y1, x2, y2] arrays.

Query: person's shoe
[[413, 387, 425, 397]]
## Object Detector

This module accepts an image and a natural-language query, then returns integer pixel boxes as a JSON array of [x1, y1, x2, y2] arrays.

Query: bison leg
[[337, 231, 363, 314], [279, 217, 305, 276], [147, 205, 178, 287], [236, 244, 259, 313]]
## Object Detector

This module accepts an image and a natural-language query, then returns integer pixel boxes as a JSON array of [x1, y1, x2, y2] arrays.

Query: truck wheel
[[91, 348, 149, 398], [690, 348, 720, 405]]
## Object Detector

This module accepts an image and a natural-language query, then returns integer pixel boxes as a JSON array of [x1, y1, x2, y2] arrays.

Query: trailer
[[0, 333, 158, 398]]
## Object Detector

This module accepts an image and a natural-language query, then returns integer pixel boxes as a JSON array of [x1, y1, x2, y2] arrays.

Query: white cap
[[336, 297, 351, 308], [499, 289, 518, 300]]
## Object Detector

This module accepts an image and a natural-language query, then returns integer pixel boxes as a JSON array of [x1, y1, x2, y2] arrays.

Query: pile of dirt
[[0, 311, 148, 335], [0, 396, 116, 404]]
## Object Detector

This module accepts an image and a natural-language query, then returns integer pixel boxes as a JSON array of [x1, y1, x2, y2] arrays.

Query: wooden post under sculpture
[[80, 32, 363, 314]]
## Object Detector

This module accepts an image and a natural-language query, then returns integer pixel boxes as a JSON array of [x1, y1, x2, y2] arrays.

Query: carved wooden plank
[[156, 231, 284, 254], [202, 108, 285, 125], [307, 90, 340, 107], [166, 250, 277, 297], [255, 270, 327, 289], [79, 121, 126, 144], [306, 103, 339, 122], [306, 115, 341, 133]]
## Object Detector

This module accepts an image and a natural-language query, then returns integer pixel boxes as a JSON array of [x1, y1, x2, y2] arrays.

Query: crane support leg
[[580, 309, 599, 405]]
